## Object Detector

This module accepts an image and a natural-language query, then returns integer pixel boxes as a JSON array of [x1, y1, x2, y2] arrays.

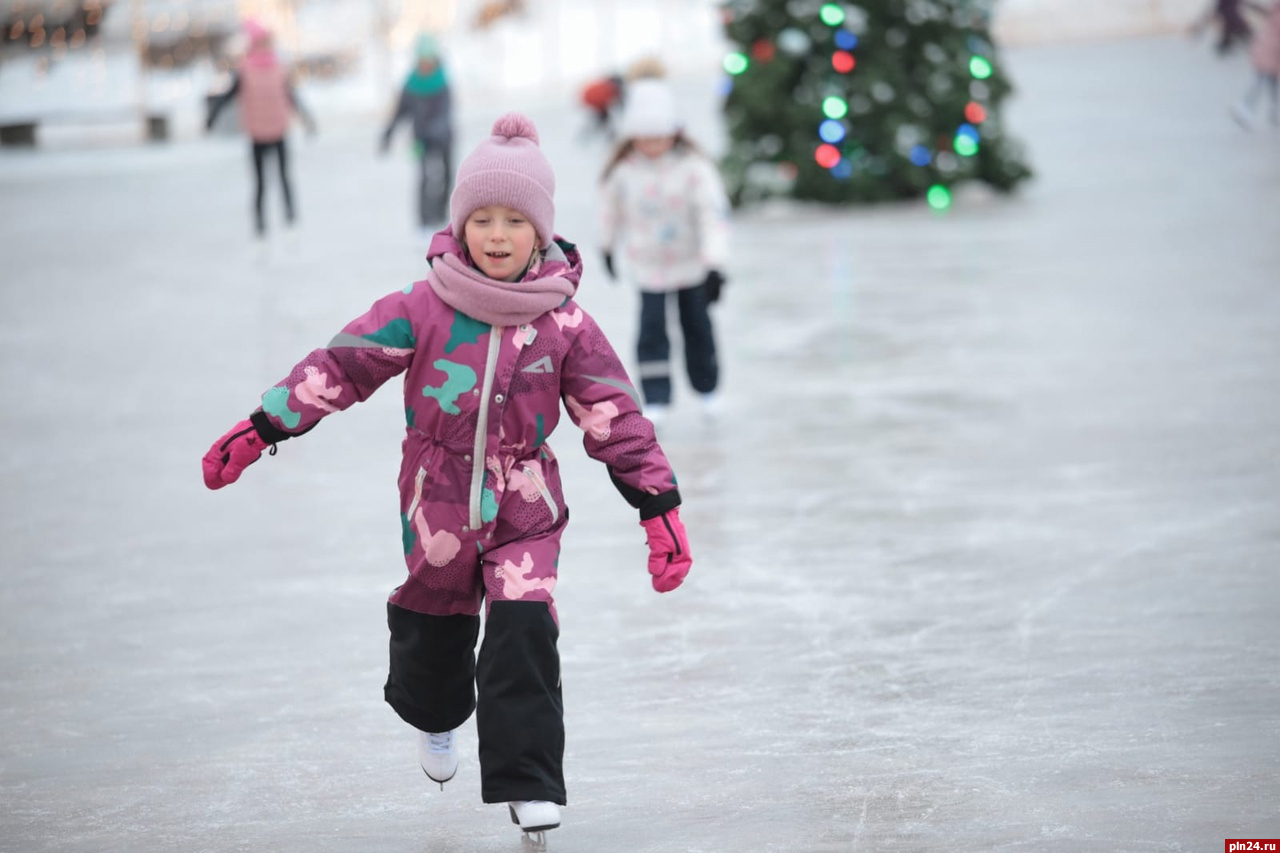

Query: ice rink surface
[[2, 34, 1278, 853]]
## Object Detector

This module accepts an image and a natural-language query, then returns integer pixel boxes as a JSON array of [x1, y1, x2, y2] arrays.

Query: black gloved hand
[[602, 251, 616, 281], [702, 269, 726, 303]]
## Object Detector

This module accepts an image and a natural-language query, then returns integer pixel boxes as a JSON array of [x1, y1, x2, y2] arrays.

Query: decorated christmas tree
[[719, 0, 1032, 208]]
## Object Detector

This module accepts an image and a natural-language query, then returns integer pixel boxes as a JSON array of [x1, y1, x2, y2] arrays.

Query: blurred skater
[[206, 19, 316, 243], [201, 113, 692, 841], [381, 33, 456, 242], [1190, 0, 1268, 55], [1232, 2, 1280, 128], [598, 77, 731, 426], [578, 72, 624, 140]]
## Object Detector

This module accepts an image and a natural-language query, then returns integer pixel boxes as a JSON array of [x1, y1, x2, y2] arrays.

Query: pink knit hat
[[450, 113, 556, 249]]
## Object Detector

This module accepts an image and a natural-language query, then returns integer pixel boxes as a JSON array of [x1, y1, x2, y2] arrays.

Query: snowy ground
[[2, 33, 1279, 853]]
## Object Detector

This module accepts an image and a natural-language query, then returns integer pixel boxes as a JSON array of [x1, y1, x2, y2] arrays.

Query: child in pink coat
[[206, 19, 316, 240], [201, 113, 691, 840]]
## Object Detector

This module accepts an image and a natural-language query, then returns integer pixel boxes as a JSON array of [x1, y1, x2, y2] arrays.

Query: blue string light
[[909, 145, 931, 167], [834, 30, 858, 50], [819, 119, 846, 143]]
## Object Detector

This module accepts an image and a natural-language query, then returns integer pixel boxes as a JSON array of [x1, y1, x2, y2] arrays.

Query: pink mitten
[[202, 419, 269, 490], [639, 508, 692, 593]]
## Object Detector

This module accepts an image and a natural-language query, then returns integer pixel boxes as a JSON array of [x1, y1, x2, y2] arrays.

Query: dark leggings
[[251, 139, 294, 236], [636, 283, 719, 406], [417, 140, 453, 228]]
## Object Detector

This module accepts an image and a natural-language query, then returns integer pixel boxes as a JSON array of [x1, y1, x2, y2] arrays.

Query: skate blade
[[421, 767, 456, 789]]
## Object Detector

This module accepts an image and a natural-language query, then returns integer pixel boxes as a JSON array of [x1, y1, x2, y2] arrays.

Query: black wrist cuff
[[250, 409, 304, 444], [638, 488, 682, 521], [608, 469, 682, 519]]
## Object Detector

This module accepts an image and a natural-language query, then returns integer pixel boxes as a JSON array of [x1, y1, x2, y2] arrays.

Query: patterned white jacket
[[599, 146, 731, 293]]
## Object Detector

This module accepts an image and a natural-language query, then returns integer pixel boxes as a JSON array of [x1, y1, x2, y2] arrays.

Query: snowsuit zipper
[[469, 327, 504, 529]]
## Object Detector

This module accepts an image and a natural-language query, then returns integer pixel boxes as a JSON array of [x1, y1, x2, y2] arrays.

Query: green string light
[[954, 135, 979, 157], [723, 52, 749, 75], [969, 56, 993, 79], [821, 96, 849, 119], [819, 4, 846, 26], [926, 185, 952, 210]]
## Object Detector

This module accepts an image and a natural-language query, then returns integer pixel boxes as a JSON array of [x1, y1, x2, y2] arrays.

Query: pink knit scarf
[[426, 236, 578, 327]]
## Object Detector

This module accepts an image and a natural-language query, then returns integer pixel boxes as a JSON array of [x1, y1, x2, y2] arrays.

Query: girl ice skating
[[598, 77, 731, 425], [202, 113, 692, 840], [206, 19, 316, 242]]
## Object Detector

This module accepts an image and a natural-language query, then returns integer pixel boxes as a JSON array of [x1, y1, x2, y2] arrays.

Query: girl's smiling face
[[464, 205, 538, 281]]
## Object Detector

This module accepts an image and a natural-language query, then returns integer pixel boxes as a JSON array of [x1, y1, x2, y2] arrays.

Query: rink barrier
[[0, 108, 169, 147], [992, 0, 1219, 45]]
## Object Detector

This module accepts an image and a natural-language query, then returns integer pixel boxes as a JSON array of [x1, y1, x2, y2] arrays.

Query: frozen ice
[[1, 33, 1278, 853]]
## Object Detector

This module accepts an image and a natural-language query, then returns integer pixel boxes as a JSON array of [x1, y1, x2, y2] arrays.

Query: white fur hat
[[620, 79, 679, 139]]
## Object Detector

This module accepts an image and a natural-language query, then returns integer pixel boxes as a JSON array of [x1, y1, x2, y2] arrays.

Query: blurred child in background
[[1190, 0, 1267, 55], [381, 33, 456, 242], [206, 19, 316, 246], [578, 72, 624, 140], [598, 75, 731, 426]]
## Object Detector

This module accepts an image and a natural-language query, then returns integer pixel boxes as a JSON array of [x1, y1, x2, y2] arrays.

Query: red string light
[[752, 39, 776, 61]]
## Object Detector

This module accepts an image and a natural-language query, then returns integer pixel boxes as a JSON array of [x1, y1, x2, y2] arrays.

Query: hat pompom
[[491, 112, 540, 146], [243, 18, 270, 42]]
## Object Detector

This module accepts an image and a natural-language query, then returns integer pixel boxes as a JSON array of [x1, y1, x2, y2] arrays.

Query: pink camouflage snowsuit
[[247, 230, 679, 805]]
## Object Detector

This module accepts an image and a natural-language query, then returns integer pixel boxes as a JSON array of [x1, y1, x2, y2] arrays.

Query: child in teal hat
[[381, 32, 455, 242]]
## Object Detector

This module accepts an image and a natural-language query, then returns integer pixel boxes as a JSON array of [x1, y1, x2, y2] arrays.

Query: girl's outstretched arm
[[252, 288, 421, 439], [203, 287, 418, 490]]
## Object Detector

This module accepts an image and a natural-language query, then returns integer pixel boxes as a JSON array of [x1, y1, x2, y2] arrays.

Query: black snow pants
[[636, 281, 719, 406], [384, 600, 566, 804]]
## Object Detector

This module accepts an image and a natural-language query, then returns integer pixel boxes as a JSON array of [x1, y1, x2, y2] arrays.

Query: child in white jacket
[[598, 79, 731, 423]]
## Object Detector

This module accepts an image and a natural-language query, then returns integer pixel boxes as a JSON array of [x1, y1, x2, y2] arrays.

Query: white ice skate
[[417, 729, 458, 789], [508, 800, 560, 842], [1231, 101, 1256, 131], [698, 392, 723, 423]]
